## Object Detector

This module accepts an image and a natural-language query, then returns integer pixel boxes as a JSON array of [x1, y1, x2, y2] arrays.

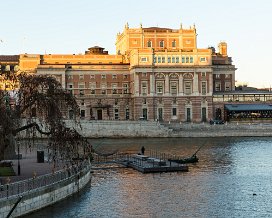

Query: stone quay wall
[[0, 162, 91, 218], [66, 120, 272, 138]]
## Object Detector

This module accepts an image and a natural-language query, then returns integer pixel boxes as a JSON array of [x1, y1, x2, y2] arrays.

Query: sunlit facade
[[0, 23, 243, 122]]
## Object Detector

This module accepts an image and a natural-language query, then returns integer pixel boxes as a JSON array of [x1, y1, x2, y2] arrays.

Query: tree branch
[[12, 122, 52, 136]]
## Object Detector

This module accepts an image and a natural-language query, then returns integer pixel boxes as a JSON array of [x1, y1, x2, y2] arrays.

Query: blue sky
[[1, 0, 272, 88]]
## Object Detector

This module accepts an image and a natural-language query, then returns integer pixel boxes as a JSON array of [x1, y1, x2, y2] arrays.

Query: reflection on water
[[26, 137, 272, 218]]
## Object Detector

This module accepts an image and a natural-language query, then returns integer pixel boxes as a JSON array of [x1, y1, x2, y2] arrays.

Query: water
[[26, 137, 272, 218]]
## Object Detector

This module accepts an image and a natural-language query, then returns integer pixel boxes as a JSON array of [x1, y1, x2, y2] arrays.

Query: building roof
[[225, 104, 272, 111], [0, 55, 19, 62], [214, 90, 272, 95]]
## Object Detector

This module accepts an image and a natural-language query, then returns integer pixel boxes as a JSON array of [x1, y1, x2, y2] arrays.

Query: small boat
[[168, 154, 199, 164]]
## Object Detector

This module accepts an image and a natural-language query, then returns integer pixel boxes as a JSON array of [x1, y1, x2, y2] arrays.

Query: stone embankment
[[66, 120, 272, 138]]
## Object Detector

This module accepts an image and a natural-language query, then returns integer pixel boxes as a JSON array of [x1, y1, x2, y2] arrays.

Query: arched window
[[159, 40, 164, 48], [147, 40, 152, 47], [172, 40, 176, 47]]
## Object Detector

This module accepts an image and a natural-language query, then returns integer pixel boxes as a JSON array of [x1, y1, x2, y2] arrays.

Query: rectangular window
[[215, 82, 221, 91], [79, 75, 84, 80], [126, 108, 129, 120], [112, 84, 117, 94], [200, 57, 206, 62], [101, 83, 107, 94], [156, 81, 164, 94], [201, 72, 206, 77], [124, 74, 128, 79], [68, 75, 73, 80], [182, 56, 185, 63], [141, 57, 147, 62], [142, 82, 147, 95], [172, 108, 177, 116], [142, 72, 147, 77], [168, 57, 171, 63], [112, 74, 117, 79], [172, 57, 175, 63], [225, 82, 231, 91], [101, 75, 106, 79], [158, 57, 161, 63], [190, 57, 193, 63], [225, 74, 231, 79], [170, 82, 177, 94], [78, 83, 85, 89], [184, 81, 192, 94], [162, 57, 165, 63], [176, 57, 179, 63], [186, 57, 189, 63], [80, 110, 85, 118], [90, 75, 95, 79], [114, 108, 119, 120], [202, 81, 207, 94], [79, 90, 84, 95], [90, 82, 96, 94], [215, 74, 220, 79], [123, 83, 129, 94], [153, 56, 157, 63]]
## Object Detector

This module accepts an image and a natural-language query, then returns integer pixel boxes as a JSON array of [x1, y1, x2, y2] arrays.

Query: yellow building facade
[[0, 24, 236, 122]]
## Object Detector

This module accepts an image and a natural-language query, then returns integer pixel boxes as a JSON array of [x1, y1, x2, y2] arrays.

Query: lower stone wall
[[67, 120, 272, 138], [0, 167, 91, 218]]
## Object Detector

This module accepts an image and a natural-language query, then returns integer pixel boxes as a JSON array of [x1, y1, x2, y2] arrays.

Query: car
[[210, 119, 224, 125]]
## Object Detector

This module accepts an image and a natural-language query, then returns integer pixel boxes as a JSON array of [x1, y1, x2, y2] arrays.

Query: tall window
[[142, 82, 147, 95], [112, 84, 117, 94], [123, 83, 129, 94], [79, 75, 84, 80], [184, 81, 192, 94], [125, 107, 129, 120], [159, 40, 164, 48], [201, 82, 207, 94], [90, 82, 96, 94], [225, 82, 231, 91], [114, 108, 119, 120], [215, 82, 221, 91], [172, 40, 176, 47], [147, 40, 152, 47], [182, 56, 185, 63], [156, 81, 164, 94], [190, 57, 194, 63], [170, 81, 178, 94], [172, 108, 177, 116], [101, 83, 107, 94], [78, 83, 85, 89]]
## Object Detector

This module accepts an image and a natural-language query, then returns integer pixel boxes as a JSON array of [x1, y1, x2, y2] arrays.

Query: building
[[6, 23, 270, 123]]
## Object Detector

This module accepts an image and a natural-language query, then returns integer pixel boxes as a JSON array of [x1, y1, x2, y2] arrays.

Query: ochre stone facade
[[0, 24, 238, 122]]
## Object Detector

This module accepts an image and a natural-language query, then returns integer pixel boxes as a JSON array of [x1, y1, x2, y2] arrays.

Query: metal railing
[[0, 160, 91, 200]]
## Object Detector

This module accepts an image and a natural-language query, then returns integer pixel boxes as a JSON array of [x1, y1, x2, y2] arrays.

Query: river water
[[27, 137, 272, 218]]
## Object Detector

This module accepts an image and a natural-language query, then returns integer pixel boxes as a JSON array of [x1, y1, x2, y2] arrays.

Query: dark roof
[[0, 55, 19, 62], [225, 104, 272, 111]]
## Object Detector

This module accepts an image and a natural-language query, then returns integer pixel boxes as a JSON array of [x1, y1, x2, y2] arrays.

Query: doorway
[[97, 109, 102, 120]]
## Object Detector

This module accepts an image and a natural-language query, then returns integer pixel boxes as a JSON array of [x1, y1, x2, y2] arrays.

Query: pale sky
[[1, 0, 272, 88]]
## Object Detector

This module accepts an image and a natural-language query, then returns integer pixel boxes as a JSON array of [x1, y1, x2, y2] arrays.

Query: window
[[78, 83, 85, 89], [101, 75, 106, 79], [190, 57, 193, 63], [142, 82, 147, 95], [215, 74, 220, 79], [101, 83, 107, 94], [79, 90, 84, 95], [158, 57, 161, 63], [142, 72, 147, 77], [162, 57, 165, 63], [200, 57, 206, 62], [124, 74, 128, 79], [79, 75, 84, 80], [201, 72, 206, 77], [141, 57, 147, 62], [170, 82, 178, 94], [147, 40, 152, 47], [184, 81, 192, 94], [114, 108, 119, 120], [156, 81, 164, 94], [186, 57, 189, 63], [153, 56, 157, 63], [201, 82, 207, 94], [123, 83, 128, 94], [125, 107, 129, 120], [168, 57, 171, 63], [112, 84, 117, 94], [159, 40, 164, 48], [90, 75, 95, 79], [68, 84, 73, 89], [68, 75, 73, 80], [182, 56, 185, 63], [225, 82, 231, 91], [112, 74, 117, 79], [176, 57, 179, 63], [215, 82, 221, 91], [172, 108, 177, 116], [90, 82, 96, 94], [172, 57, 176, 63], [172, 40, 176, 47], [225, 74, 231, 79]]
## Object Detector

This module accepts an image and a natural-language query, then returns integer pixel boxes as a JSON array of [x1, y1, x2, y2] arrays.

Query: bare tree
[[0, 71, 85, 163]]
